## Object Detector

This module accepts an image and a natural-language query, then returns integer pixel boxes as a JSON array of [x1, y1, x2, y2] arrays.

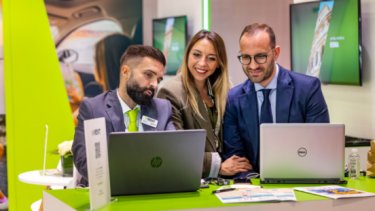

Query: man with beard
[[72, 45, 175, 186], [223, 23, 329, 175]]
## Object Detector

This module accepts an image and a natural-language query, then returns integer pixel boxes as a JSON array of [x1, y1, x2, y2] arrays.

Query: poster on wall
[[44, 0, 143, 125]]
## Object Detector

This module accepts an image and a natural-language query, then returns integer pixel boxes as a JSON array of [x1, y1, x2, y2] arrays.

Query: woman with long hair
[[157, 30, 251, 178]]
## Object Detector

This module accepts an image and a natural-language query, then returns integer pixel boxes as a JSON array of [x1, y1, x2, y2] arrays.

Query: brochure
[[294, 185, 375, 199], [214, 184, 296, 204]]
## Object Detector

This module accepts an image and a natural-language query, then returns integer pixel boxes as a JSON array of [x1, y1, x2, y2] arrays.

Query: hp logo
[[150, 156, 163, 168]]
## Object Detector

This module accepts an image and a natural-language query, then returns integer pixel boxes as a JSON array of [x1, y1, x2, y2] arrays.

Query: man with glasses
[[223, 23, 329, 175]]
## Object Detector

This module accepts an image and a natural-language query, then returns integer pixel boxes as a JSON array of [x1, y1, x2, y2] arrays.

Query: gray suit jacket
[[73, 90, 175, 185], [157, 74, 222, 178]]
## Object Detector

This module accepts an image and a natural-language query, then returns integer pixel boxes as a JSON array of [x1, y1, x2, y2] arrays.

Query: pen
[[212, 188, 236, 194]]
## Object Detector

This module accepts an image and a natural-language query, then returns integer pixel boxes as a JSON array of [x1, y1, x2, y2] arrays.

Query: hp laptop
[[260, 123, 345, 184], [108, 129, 206, 195]]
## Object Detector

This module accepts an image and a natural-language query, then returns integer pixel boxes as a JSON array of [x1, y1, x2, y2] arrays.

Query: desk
[[19, 170, 75, 211], [43, 177, 375, 211], [18, 170, 74, 187]]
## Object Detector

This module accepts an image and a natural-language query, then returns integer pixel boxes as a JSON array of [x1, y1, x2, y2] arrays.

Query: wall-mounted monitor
[[152, 15, 188, 75], [290, 0, 362, 86]]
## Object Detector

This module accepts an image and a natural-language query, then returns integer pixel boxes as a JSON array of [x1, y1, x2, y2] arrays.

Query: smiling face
[[187, 38, 218, 84], [239, 31, 280, 87]]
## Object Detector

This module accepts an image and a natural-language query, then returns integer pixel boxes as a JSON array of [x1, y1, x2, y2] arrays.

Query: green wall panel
[[4, 0, 75, 210]]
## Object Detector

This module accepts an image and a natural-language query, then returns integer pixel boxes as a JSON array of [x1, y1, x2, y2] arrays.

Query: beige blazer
[[157, 74, 222, 178]]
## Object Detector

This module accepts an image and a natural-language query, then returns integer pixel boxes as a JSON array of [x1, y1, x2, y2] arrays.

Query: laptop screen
[[260, 123, 345, 184], [108, 129, 206, 195]]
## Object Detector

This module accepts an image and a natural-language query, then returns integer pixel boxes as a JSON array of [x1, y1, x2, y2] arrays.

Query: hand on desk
[[220, 155, 252, 176]]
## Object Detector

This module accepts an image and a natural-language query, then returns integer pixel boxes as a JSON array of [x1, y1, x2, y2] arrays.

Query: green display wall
[[3, 0, 75, 210]]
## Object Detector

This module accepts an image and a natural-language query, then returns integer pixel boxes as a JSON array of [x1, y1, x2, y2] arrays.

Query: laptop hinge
[[261, 178, 347, 184]]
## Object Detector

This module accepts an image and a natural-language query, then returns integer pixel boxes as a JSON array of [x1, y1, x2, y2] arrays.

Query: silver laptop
[[260, 123, 345, 184], [108, 129, 206, 195]]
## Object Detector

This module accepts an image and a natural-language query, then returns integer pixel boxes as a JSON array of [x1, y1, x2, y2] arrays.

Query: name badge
[[141, 115, 158, 128]]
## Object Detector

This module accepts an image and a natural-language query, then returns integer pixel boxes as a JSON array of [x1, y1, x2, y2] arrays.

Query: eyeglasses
[[237, 48, 274, 65]]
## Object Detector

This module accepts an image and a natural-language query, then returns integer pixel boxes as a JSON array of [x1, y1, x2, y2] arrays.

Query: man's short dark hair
[[120, 45, 166, 67], [240, 23, 276, 48]]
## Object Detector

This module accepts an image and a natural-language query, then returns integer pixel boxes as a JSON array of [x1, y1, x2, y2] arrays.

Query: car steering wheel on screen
[[58, 49, 79, 64]]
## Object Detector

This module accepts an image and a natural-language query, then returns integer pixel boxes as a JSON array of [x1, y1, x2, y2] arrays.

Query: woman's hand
[[219, 155, 252, 176]]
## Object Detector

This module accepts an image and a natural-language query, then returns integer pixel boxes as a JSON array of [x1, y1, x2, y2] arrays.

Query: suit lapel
[[105, 91, 125, 132], [193, 92, 217, 150], [276, 67, 294, 123], [239, 81, 259, 160]]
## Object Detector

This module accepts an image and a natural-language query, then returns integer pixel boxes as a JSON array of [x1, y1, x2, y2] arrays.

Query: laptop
[[108, 129, 206, 195], [260, 123, 345, 184]]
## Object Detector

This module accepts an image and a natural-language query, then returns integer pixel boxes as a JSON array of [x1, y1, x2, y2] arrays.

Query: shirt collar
[[254, 63, 279, 91]]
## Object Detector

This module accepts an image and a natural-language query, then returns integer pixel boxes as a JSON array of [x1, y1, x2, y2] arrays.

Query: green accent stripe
[[4, 0, 75, 210], [207, 0, 211, 30], [202, 0, 211, 30]]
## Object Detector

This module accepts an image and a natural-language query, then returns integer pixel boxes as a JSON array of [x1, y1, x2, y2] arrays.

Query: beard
[[126, 79, 155, 106]]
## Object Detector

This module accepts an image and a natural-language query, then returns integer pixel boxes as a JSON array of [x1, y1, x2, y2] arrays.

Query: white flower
[[58, 140, 73, 156]]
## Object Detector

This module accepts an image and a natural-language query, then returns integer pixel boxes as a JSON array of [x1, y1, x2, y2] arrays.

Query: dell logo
[[150, 156, 163, 168], [297, 147, 307, 157]]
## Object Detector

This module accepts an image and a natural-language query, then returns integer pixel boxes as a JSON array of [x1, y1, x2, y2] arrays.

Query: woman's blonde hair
[[180, 30, 230, 119]]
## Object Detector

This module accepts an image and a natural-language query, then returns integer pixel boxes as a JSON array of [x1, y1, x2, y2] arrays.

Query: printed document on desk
[[294, 185, 375, 199], [214, 184, 296, 203]]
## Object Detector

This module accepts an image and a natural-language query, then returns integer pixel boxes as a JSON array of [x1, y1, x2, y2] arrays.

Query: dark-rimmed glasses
[[237, 48, 274, 65]]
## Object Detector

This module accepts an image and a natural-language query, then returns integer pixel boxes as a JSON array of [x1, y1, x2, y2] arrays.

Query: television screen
[[290, 0, 362, 85], [152, 15, 187, 75]]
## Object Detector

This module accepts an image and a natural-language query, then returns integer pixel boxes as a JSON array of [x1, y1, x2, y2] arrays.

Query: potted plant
[[58, 140, 73, 177]]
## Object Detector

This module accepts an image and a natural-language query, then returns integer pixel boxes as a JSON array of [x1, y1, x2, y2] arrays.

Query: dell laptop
[[108, 129, 206, 195], [260, 123, 345, 184]]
